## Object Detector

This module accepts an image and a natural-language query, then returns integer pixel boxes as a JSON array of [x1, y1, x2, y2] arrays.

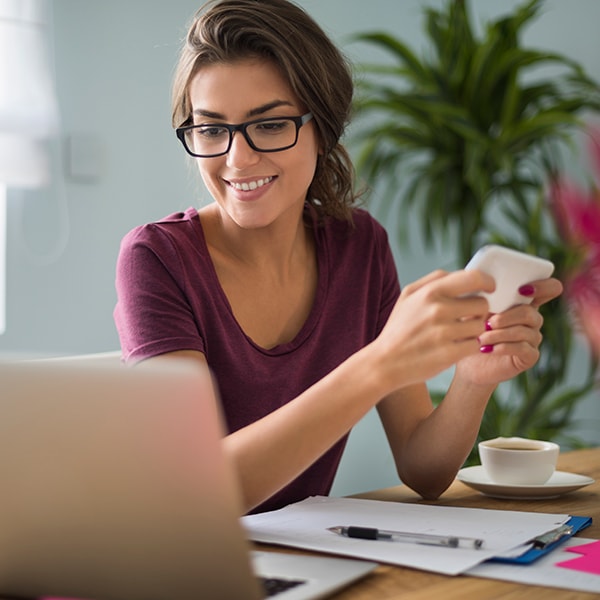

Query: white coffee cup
[[478, 436, 559, 485]]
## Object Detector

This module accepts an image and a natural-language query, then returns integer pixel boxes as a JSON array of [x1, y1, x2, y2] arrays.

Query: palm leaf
[[353, 0, 600, 450]]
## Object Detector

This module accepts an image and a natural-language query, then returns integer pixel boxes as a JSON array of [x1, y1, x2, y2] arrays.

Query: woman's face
[[188, 59, 319, 230]]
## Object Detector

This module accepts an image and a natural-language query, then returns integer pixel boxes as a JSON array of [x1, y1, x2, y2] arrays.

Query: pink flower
[[551, 180, 600, 246], [551, 127, 600, 356], [566, 253, 600, 356]]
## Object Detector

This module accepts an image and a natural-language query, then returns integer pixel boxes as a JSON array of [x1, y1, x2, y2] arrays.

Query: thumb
[[401, 269, 450, 296]]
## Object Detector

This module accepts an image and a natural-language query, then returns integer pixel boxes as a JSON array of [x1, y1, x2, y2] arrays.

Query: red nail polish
[[480, 345, 494, 353], [485, 321, 492, 331], [518, 284, 535, 296]]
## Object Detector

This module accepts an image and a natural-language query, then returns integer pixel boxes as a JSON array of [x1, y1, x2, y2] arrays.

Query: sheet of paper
[[467, 537, 600, 594], [242, 496, 568, 576]]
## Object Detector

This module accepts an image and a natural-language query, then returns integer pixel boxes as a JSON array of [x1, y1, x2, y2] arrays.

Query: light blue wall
[[2, 1, 598, 495]]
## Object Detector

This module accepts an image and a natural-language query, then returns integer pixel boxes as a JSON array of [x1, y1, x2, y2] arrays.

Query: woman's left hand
[[456, 277, 563, 386]]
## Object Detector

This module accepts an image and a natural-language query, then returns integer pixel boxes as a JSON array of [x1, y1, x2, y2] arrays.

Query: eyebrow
[[193, 100, 295, 120]]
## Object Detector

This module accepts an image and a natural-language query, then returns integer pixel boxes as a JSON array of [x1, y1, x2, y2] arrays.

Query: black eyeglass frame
[[175, 112, 314, 158]]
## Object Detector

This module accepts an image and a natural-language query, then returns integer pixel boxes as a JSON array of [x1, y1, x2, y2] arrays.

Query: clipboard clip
[[531, 524, 574, 549]]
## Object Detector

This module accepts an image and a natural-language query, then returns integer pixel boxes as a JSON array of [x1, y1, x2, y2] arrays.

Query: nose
[[226, 131, 260, 169]]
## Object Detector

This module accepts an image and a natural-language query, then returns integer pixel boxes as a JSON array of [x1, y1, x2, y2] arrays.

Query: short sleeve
[[114, 225, 206, 362]]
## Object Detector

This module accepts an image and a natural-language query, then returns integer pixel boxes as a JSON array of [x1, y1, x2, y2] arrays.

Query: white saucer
[[457, 466, 595, 499]]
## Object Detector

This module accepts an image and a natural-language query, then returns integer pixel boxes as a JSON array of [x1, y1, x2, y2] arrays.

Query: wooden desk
[[328, 447, 600, 599]]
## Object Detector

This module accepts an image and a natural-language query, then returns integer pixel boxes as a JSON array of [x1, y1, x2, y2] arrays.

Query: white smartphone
[[465, 245, 555, 313]]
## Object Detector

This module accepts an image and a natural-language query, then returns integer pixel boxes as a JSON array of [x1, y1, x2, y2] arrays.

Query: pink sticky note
[[556, 540, 600, 576]]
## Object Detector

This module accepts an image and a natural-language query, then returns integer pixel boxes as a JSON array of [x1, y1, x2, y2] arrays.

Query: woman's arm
[[377, 276, 563, 500], [143, 268, 497, 512], [376, 380, 494, 500], [141, 346, 390, 511]]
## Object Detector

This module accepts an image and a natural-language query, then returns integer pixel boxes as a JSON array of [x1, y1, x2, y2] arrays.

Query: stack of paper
[[242, 496, 570, 576]]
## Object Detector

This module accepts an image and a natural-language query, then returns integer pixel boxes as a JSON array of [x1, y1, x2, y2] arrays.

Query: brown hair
[[171, 0, 360, 221]]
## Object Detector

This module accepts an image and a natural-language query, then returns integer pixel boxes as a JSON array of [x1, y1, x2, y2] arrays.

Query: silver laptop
[[0, 359, 376, 599]]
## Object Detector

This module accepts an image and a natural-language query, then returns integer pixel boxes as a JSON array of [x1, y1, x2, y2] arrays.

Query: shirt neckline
[[186, 206, 328, 356]]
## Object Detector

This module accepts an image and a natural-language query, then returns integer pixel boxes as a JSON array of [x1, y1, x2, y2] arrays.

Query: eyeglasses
[[176, 112, 313, 158]]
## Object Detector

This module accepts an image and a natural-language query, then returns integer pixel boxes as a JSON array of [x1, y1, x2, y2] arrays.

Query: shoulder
[[119, 207, 201, 253], [351, 207, 389, 238], [315, 207, 397, 289], [116, 207, 207, 282], [318, 207, 391, 249]]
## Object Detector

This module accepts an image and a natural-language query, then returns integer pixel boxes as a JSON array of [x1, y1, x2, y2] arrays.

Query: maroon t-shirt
[[114, 205, 400, 513]]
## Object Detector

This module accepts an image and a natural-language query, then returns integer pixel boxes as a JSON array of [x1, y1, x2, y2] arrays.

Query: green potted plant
[[351, 0, 600, 460]]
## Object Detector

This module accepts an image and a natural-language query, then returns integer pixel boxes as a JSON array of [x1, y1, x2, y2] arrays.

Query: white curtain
[[0, 184, 5, 334], [0, 0, 58, 187], [0, 0, 58, 334]]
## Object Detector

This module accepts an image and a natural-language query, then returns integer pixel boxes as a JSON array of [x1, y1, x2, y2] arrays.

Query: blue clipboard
[[490, 515, 592, 564]]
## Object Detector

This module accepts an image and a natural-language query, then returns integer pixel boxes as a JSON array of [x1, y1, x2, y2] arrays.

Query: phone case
[[465, 245, 554, 313]]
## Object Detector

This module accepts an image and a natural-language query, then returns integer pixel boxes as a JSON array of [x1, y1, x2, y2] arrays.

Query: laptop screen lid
[[0, 359, 262, 600]]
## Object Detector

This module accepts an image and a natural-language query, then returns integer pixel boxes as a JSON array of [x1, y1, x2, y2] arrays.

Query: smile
[[229, 176, 274, 191]]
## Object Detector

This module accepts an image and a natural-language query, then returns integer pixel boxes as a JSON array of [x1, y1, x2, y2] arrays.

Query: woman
[[114, 0, 562, 514]]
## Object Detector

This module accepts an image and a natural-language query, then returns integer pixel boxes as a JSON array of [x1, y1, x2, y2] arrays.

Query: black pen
[[327, 525, 484, 549]]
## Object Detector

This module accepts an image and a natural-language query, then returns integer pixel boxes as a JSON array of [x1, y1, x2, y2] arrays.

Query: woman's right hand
[[372, 269, 495, 391]]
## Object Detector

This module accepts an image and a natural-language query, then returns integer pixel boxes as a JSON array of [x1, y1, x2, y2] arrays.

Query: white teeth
[[231, 177, 273, 191]]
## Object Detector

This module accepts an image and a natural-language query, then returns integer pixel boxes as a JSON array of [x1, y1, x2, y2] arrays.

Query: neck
[[201, 202, 312, 276]]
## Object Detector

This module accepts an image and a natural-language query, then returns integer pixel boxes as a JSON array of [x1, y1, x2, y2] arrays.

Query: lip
[[224, 175, 276, 200]]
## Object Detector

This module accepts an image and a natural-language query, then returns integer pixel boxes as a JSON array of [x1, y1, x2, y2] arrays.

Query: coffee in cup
[[478, 436, 559, 485]]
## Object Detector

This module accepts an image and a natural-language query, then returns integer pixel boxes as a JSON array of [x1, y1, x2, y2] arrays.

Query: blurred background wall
[[1, 0, 598, 495]]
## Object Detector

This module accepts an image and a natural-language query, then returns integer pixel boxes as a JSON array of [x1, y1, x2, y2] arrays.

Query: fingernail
[[518, 284, 535, 296], [485, 321, 492, 331], [480, 345, 494, 353]]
